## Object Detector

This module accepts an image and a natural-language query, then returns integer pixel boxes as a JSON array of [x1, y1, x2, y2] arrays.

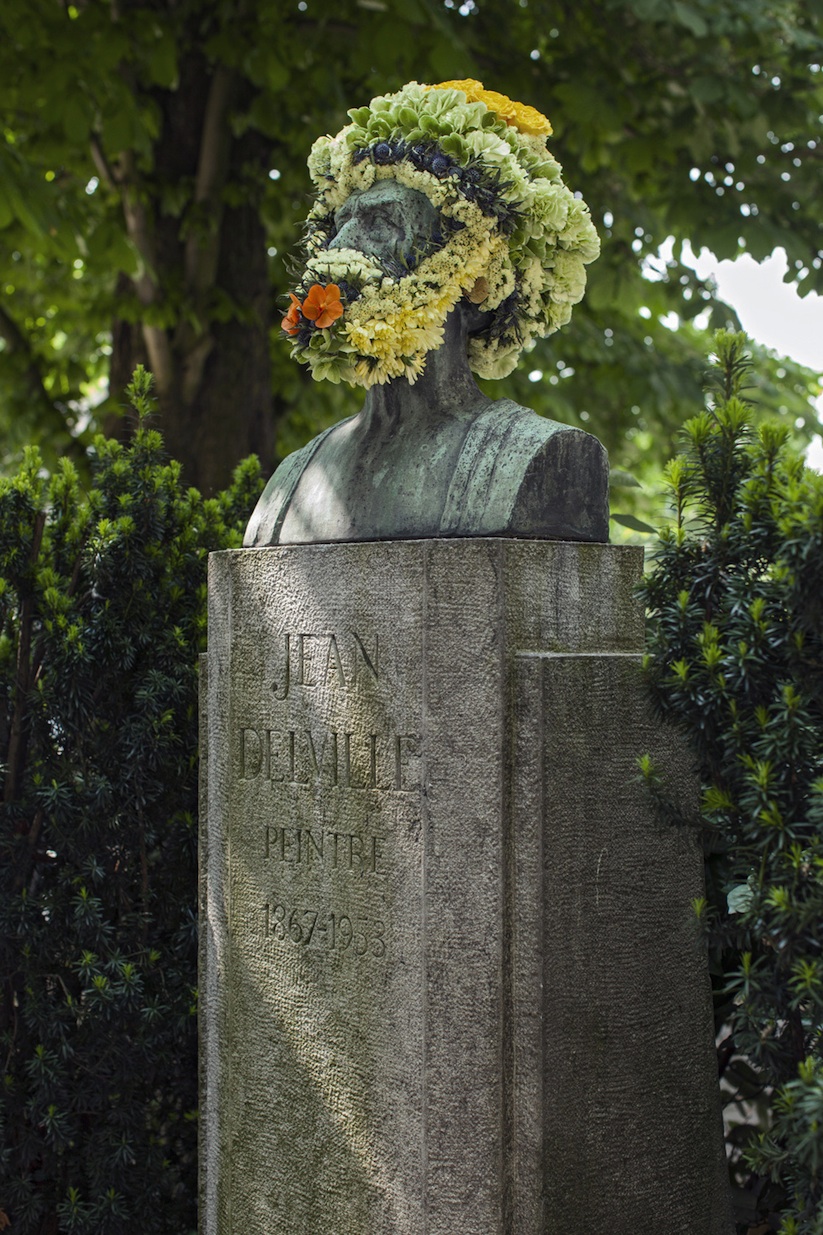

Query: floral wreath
[[282, 79, 600, 388]]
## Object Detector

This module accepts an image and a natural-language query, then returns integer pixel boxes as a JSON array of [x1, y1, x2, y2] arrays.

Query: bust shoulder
[[244, 401, 608, 546], [441, 399, 609, 541], [243, 420, 351, 547]]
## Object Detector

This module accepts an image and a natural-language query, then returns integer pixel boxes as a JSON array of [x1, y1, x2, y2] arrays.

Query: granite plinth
[[200, 539, 731, 1235]]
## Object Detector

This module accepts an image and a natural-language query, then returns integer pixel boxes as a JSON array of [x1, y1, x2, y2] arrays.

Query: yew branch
[[4, 510, 46, 807]]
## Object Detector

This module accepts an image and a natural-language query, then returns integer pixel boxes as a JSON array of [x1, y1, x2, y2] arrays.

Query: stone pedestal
[[200, 540, 731, 1235]]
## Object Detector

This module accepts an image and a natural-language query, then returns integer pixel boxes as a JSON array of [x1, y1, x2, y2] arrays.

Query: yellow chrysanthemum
[[431, 78, 486, 101], [429, 79, 552, 137]]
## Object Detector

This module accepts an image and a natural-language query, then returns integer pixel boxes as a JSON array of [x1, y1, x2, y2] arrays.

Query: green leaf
[[673, 2, 708, 37], [62, 96, 90, 144], [609, 469, 642, 489], [690, 76, 726, 104], [628, 0, 668, 19], [0, 180, 15, 230], [611, 512, 657, 533], [146, 31, 178, 89], [3, 179, 47, 237]]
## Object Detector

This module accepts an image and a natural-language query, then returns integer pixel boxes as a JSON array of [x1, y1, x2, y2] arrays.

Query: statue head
[[327, 180, 441, 268], [281, 80, 600, 389]]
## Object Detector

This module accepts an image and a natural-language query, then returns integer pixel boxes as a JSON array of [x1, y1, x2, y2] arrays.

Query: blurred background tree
[[0, 0, 820, 502]]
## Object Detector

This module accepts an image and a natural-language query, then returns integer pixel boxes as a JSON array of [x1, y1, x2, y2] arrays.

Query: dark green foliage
[[0, 0, 821, 492], [641, 333, 823, 1233], [0, 369, 263, 1234]]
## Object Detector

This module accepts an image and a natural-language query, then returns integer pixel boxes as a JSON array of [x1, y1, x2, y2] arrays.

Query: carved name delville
[[271, 630, 379, 700], [239, 726, 420, 791]]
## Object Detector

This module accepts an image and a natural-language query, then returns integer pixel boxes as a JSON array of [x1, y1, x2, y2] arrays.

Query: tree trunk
[[153, 127, 276, 494], [108, 43, 276, 493]]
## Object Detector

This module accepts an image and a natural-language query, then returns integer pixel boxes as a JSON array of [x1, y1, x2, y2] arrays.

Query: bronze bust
[[245, 80, 608, 546]]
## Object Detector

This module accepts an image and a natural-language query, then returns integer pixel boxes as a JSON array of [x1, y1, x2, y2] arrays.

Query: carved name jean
[[200, 540, 732, 1235]]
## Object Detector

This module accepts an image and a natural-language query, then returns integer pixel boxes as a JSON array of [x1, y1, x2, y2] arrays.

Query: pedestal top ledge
[[211, 538, 646, 657]]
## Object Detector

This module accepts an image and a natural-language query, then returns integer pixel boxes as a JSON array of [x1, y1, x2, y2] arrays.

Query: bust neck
[[359, 306, 491, 433]]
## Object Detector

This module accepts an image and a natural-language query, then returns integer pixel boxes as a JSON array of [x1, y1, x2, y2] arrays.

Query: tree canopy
[[0, 0, 821, 497]]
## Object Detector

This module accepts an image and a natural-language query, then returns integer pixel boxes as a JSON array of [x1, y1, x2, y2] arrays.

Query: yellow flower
[[428, 80, 552, 137], [432, 78, 487, 101]]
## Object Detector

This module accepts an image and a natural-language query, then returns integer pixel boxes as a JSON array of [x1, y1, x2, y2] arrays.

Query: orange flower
[[281, 292, 303, 336], [301, 283, 344, 329]]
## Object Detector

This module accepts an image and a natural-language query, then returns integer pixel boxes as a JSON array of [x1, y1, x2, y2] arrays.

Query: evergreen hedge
[[0, 370, 262, 1234], [642, 334, 823, 1235], [4, 343, 823, 1234]]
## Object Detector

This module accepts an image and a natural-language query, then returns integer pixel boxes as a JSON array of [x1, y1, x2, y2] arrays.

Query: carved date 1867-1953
[[265, 902, 386, 958]]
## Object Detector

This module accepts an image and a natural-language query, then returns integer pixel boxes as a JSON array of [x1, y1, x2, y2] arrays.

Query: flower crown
[[282, 80, 600, 388]]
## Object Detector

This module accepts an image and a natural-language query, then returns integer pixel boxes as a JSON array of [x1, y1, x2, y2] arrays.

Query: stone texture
[[201, 539, 732, 1234], [328, 180, 440, 265]]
